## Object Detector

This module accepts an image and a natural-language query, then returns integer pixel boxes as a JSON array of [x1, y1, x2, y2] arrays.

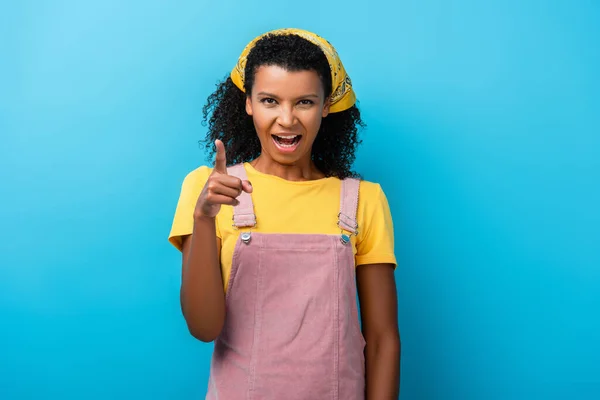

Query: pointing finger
[[214, 139, 227, 174]]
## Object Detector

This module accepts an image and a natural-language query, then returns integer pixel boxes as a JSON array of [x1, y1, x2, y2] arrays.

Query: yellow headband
[[230, 28, 356, 113]]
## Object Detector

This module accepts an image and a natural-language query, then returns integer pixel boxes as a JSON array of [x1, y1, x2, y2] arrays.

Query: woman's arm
[[180, 219, 225, 342], [357, 263, 401, 399], [179, 140, 252, 342]]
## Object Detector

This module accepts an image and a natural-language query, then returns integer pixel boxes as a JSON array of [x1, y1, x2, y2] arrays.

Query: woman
[[169, 28, 400, 399]]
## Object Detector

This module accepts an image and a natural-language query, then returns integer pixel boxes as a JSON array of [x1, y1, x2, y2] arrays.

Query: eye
[[260, 98, 277, 104], [298, 99, 314, 106]]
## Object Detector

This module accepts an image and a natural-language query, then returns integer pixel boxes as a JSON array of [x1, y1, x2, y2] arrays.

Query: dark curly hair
[[201, 33, 365, 179]]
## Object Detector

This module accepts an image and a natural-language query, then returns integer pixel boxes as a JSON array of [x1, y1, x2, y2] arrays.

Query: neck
[[250, 153, 325, 181]]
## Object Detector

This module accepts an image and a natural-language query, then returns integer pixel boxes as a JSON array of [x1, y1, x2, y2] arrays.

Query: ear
[[322, 97, 331, 118], [246, 96, 253, 116]]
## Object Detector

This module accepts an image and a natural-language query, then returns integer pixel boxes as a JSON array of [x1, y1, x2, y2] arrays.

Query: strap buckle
[[232, 214, 257, 229], [337, 212, 358, 235]]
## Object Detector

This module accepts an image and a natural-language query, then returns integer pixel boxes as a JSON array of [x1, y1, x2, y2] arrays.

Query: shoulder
[[181, 165, 213, 187], [355, 178, 393, 227], [357, 178, 384, 202]]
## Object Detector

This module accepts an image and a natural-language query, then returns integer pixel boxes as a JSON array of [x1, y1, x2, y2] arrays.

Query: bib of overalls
[[206, 164, 366, 400]]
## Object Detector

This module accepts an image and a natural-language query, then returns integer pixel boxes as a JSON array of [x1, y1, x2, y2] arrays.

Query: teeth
[[273, 135, 299, 148]]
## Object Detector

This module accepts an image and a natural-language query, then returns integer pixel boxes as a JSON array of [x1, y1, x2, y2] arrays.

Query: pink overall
[[206, 164, 366, 399]]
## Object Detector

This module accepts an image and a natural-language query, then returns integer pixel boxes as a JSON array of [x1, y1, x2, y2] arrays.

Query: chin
[[260, 143, 305, 164], [270, 152, 303, 165]]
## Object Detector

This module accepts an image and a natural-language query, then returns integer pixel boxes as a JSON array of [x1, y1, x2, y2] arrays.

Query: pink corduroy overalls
[[206, 163, 366, 399]]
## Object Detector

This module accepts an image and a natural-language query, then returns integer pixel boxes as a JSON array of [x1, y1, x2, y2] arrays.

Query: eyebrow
[[256, 91, 320, 99]]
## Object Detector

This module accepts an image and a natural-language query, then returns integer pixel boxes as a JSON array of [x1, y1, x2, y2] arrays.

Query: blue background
[[1, 1, 599, 399]]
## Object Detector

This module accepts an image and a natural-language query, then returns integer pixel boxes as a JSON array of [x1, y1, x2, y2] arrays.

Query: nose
[[276, 104, 296, 128]]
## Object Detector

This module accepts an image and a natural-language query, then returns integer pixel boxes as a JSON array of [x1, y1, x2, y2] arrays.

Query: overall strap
[[338, 178, 360, 235], [227, 164, 257, 228]]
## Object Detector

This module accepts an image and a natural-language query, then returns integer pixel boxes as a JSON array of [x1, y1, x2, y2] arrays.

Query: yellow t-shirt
[[168, 163, 396, 291]]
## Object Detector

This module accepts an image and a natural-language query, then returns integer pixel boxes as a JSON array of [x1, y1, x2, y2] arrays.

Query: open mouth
[[271, 134, 302, 151]]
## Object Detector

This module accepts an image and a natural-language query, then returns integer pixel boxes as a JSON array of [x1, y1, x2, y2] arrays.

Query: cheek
[[306, 113, 324, 134], [251, 107, 323, 137], [250, 111, 271, 133]]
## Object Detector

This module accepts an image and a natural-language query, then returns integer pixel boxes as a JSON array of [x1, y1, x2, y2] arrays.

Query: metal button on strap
[[340, 233, 351, 245], [241, 232, 252, 244]]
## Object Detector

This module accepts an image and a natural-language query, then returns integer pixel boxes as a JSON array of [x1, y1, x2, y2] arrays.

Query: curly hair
[[201, 33, 365, 179]]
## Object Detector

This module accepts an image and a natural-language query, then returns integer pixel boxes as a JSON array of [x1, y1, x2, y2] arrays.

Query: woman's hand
[[194, 139, 253, 219]]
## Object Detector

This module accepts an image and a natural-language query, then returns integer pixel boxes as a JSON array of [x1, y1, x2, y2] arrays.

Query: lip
[[271, 133, 302, 154]]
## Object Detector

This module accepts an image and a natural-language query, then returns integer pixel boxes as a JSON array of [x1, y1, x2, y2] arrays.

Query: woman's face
[[246, 65, 330, 166]]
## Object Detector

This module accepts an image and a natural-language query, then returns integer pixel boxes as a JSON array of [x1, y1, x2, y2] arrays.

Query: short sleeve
[[168, 166, 219, 251], [355, 184, 397, 267]]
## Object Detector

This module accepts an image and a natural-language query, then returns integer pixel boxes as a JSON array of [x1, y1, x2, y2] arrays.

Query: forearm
[[365, 332, 401, 399], [180, 216, 226, 342]]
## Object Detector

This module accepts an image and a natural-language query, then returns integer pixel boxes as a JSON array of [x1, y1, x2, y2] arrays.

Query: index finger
[[214, 139, 227, 174]]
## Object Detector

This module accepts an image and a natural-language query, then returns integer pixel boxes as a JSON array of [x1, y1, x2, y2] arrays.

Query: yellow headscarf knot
[[230, 28, 356, 113]]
